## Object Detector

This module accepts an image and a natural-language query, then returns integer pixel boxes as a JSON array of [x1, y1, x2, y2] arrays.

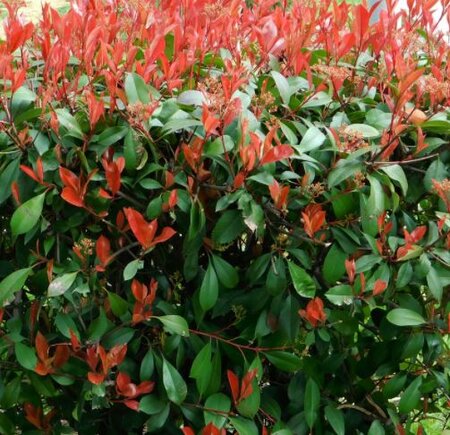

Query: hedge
[[0, 0, 449, 434]]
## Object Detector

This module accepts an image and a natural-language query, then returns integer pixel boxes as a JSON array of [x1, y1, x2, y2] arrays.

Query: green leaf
[[188, 202, 206, 241], [15, 342, 37, 371], [0, 159, 19, 205], [367, 175, 385, 218], [421, 120, 450, 134], [271, 71, 291, 105], [325, 285, 354, 306], [368, 420, 385, 435], [55, 108, 83, 139], [344, 123, 380, 138], [386, 308, 426, 326], [297, 126, 326, 152], [124, 72, 151, 104], [10, 192, 46, 236], [158, 315, 189, 337], [199, 261, 219, 311], [236, 377, 260, 418], [140, 350, 155, 381], [288, 261, 316, 298], [162, 357, 187, 405], [163, 118, 203, 134], [383, 373, 407, 398], [95, 126, 129, 149], [229, 417, 258, 435], [424, 159, 447, 192], [108, 292, 129, 317], [264, 351, 302, 372], [139, 179, 163, 190], [88, 308, 110, 341], [266, 256, 287, 296], [324, 405, 345, 435], [379, 165, 408, 195], [55, 313, 79, 339], [211, 254, 238, 288], [426, 268, 443, 301], [48, 272, 78, 297], [212, 210, 244, 245], [177, 90, 206, 106], [0, 267, 32, 307], [0, 413, 15, 434], [189, 343, 212, 397], [145, 403, 170, 432], [328, 159, 362, 188], [204, 393, 231, 429], [322, 244, 346, 283], [302, 91, 332, 108], [123, 259, 144, 281], [304, 378, 320, 429], [140, 395, 166, 415], [398, 376, 423, 414]]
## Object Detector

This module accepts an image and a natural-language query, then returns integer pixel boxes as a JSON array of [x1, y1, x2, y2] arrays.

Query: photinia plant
[[0, 0, 449, 434]]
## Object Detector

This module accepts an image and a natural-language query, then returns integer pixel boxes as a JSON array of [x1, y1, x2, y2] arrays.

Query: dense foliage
[[0, 0, 449, 433]]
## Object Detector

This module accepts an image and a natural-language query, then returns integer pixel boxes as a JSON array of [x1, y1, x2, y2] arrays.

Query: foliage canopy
[[0, 0, 449, 433]]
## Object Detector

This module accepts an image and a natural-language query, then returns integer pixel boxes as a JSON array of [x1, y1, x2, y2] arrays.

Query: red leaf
[[61, 187, 85, 208], [123, 399, 140, 411], [260, 145, 293, 165], [11, 181, 20, 204], [131, 279, 147, 303], [203, 422, 221, 435], [227, 370, 240, 404], [20, 164, 41, 183], [24, 403, 43, 430], [299, 297, 326, 328], [345, 258, 356, 284], [168, 189, 178, 209], [202, 104, 220, 136], [123, 208, 158, 249], [69, 329, 81, 352], [96, 235, 112, 269], [53, 345, 70, 368], [360, 272, 366, 293], [35, 331, 49, 363], [88, 372, 105, 385], [36, 158, 44, 183], [405, 226, 427, 244], [373, 279, 387, 296], [240, 368, 258, 401], [302, 204, 326, 238], [59, 167, 80, 191], [182, 427, 195, 435], [152, 227, 177, 246]]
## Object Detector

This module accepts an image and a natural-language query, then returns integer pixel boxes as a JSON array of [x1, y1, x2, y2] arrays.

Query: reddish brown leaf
[[96, 235, 112, 270], [260, 145, 293, 165], [240, 368, 258, 401], [61, 187, 85, 208], [373, 279, 387, 296], [227, 370, 240, 404]]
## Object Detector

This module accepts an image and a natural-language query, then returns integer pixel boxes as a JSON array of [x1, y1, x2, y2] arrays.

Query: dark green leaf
[[288, 261, 316, 298], [264, 351, 302, 372], [211, 255, 238, 288], [199, 261, 219, 311], [212, 210, 244, 245], [162, 357, 187, 405], [304, 378, 320, 429]]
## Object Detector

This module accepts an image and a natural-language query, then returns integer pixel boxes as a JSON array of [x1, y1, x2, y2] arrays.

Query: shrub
[[0, 0, 449, 434]]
